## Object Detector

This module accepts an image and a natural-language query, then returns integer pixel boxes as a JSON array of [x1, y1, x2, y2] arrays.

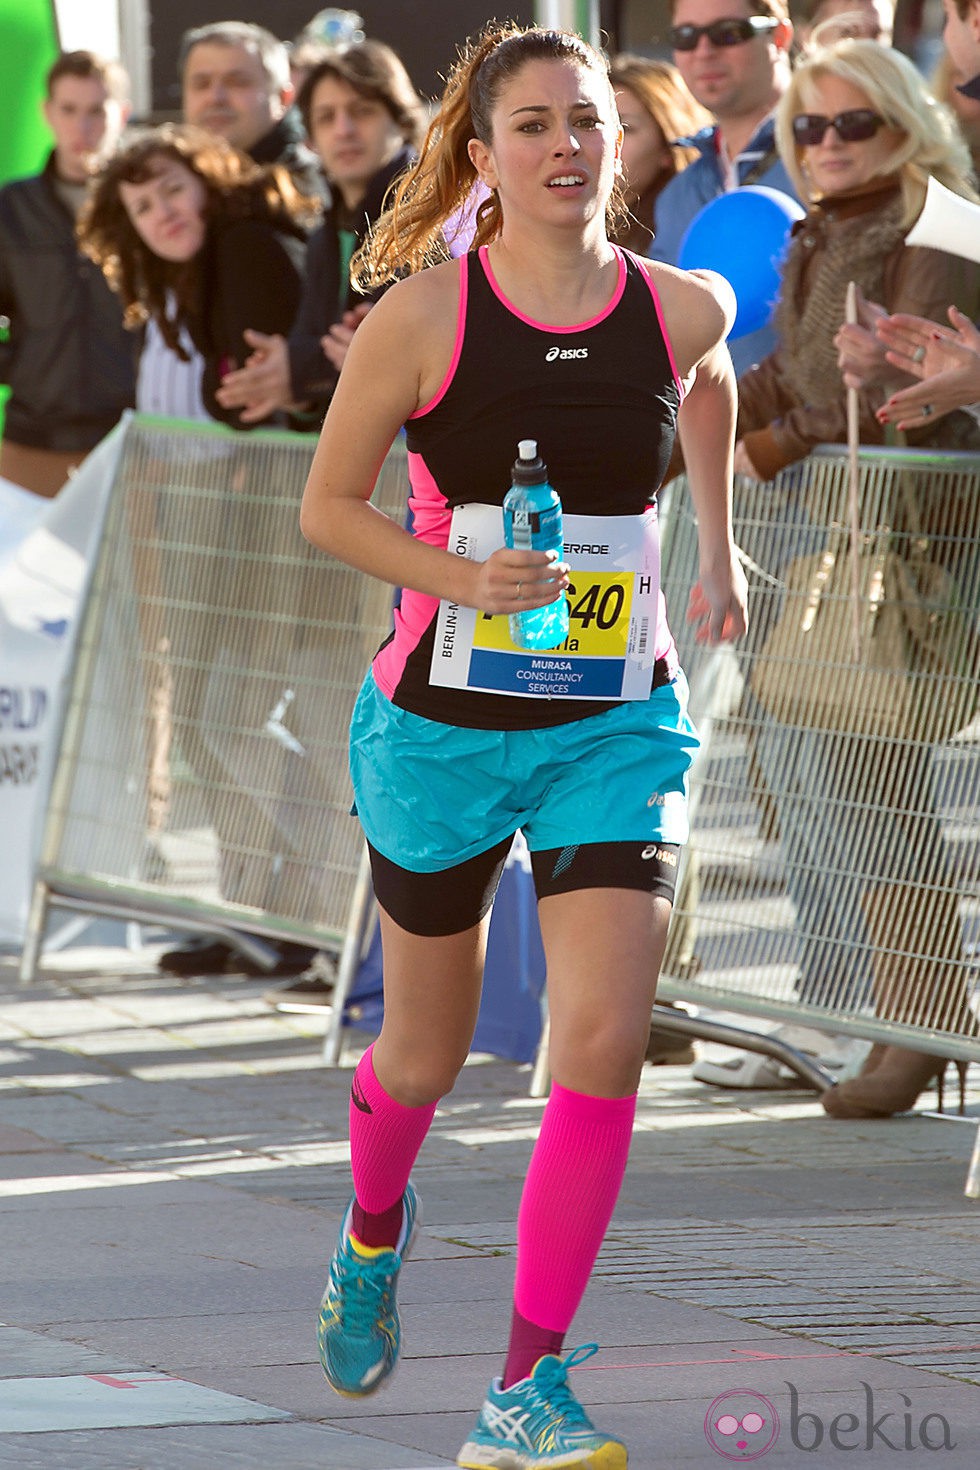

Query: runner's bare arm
[[645, 265, 747, 643]]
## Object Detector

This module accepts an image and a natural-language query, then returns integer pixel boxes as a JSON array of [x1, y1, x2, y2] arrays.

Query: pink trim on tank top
[[479, 244, 627, 333], [633, 258, 684, 400], [371, 448, 448, 698], [410, 257, 469, 420]]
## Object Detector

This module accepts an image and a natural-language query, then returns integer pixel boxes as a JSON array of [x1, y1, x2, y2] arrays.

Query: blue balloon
[[677, 186, 805, 341]]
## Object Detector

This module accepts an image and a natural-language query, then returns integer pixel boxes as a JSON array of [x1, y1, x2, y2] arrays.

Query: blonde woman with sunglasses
[[733, 40, 980, 1126], [735, 38, 978, 479]]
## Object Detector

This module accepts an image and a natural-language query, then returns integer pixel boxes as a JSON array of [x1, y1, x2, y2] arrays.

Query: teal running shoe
[[316, 1181, 420, 1397], [456, 1343, 627, 1469]]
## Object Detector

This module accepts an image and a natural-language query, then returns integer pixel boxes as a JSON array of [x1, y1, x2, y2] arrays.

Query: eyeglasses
[[791, 109, 888, 145], [669, 16, 779, 50]]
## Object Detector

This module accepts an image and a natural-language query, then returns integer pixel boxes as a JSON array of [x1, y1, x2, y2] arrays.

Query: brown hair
[[179, 21, 291, 95], [46, 49, 129, 103], [296, 39, 426, 149], [355, 23, 624, 288], [78, 122, 318, 356], [608, 55, 711, 175]]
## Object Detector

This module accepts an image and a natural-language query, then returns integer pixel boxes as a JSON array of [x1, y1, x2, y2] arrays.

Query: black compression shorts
[[367, 837, 680, 937]]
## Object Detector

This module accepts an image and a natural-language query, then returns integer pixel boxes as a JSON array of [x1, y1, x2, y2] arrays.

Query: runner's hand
[[470, 548, 569, 616]]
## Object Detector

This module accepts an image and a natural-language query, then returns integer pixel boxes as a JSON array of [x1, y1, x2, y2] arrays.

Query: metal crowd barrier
[[657, 448, 980, 1172], [19, 414, 406, 998], [21, 422, 980, 1182]]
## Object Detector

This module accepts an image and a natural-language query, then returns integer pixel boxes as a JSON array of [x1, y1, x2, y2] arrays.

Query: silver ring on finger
[[911, 345, 926, 364], [921, 403, 934, 416], [516, 581, 522, 597]]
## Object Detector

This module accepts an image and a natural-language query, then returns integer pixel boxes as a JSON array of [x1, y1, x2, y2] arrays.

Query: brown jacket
[[737, 183, 980, 479]]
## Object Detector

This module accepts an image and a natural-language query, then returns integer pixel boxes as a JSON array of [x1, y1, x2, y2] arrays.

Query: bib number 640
[[566, 578, 625, 631]]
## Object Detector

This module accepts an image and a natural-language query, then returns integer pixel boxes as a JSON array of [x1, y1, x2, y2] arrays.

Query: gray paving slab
[[0, 1421, 454, 1470], [0, 1326, 127, 1378], [0, 1372, 291, 1433], [4, 951, 980, 1469]]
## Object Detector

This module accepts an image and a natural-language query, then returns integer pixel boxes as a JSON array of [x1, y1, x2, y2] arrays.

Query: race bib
[[430, 505, 660, 700]]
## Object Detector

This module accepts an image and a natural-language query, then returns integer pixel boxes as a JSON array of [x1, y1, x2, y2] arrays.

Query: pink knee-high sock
[[504, 1082, 636, 1387], [348, 1043, 437, 1247]]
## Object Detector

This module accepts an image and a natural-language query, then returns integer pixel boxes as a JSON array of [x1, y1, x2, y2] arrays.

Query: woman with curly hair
[[78, 121, 318, 428]]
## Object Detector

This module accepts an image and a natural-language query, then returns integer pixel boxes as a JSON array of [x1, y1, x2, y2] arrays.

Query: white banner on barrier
[[0, 425, 126, 944]]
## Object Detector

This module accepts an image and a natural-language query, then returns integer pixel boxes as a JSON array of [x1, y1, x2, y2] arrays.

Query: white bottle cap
[[518, 439, 537, 461]]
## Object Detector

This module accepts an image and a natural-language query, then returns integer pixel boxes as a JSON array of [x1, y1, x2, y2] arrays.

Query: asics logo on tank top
[[545, 345, 589, 361]]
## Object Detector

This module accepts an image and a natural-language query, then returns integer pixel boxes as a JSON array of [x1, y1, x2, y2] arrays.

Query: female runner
[[300, 24, 746, 1469]]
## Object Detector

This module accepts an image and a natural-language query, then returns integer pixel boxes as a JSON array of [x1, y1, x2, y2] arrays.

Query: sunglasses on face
[[791, 109, 887, 145], [669, 16, 780, 50]]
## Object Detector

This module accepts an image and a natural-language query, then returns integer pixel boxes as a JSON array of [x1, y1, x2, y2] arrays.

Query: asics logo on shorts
[[641, 845, 678, 865], [545, 345, 588, 361]]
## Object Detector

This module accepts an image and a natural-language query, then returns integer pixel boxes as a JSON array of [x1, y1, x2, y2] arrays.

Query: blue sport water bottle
[[502, 439, 569, 651]]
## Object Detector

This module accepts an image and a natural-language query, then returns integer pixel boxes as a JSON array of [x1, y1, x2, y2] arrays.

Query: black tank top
[[373, 245, 682, 729]]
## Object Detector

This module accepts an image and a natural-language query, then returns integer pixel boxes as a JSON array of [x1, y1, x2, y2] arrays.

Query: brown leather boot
[[821, 1045, 946, 1118]]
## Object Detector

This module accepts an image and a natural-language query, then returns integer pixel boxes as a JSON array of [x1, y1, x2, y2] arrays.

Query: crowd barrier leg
[[322, 845, 376, 1066]]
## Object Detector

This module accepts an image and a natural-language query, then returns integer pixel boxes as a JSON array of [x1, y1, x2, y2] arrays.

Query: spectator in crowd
[[124, 22, 331, 434], [0, 51, 134, 499], [685, 37, 980, 1091], [215, 39, 425, 428], [607, 54, 711, 255], [650, 0, 797, 375], [288, 36, 336, 95], [735, 40, 979, 478], [132, 25, 329, 986], [797, 0, 894, 49], [79, 124, 312, 428], [834, 0, 980, 406], [180, 20, 329, 208], [733, 40, 980, 1118], [931, 51, 980, 179], [79, 124, 318, 980], [940, 0, 980, 104]]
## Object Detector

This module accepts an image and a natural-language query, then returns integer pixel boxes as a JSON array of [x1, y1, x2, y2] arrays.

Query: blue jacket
[[649, 118, 799, 375]]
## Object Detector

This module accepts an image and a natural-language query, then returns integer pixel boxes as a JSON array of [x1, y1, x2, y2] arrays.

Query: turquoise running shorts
[[349, 671, 699, 874]]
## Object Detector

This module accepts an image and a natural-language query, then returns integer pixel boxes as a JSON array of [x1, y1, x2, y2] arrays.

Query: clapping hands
[[873, 306, 980, 430]]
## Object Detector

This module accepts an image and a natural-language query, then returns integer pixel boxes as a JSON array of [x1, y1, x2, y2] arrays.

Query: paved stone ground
[[3, 942, 980, 1468]]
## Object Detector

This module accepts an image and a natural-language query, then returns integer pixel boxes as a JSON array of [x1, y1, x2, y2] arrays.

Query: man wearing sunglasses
[[649, 0, 797, 374]]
